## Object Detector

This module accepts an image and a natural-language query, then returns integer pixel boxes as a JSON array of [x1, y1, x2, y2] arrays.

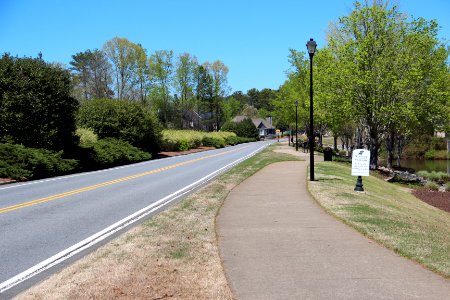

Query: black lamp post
[[295, 100, 298, 151], [307, 38, 317, 181]]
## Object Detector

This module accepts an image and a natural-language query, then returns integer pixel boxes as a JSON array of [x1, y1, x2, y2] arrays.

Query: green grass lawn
[[308, 161, 450, 278]]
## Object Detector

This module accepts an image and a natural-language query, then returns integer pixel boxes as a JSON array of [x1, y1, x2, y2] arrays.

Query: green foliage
[[81, 138, 151, 169], [76, 98, 161, 154], [224, 136, 255, 146], [161, 130, 238, 151], [424, 181, 439, 191], [161, 130, 204, 151], [76, 128, 98, 144], [417, 170, 450, 183], [0, 53, 79, 151], [202, 136, 225, 148], [430, 137, 447, 151], [221, 118, 259, 139], [0, 143, 78, 180], [445, 182, 450, 192]]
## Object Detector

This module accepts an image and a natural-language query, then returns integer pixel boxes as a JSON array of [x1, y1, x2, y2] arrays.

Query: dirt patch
[[0, 178, 16, 185], [412, 190, 450, 213]]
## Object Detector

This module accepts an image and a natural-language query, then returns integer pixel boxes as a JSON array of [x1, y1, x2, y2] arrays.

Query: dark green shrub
[[225, 136, 240, 146], [81, 138, 151, 169], [77, 99, 162, 154], [0, 53, 79, 151], [430, 137, 446, 151], [0, 143, 78, 180], [177, 139, 190, 151], [225, 136, 256, 145], [221, 118, 258, 139], [202, 136, 225, 148]]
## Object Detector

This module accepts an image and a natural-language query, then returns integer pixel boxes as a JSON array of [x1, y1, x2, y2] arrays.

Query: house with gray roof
[[232, 116, 276, 137]]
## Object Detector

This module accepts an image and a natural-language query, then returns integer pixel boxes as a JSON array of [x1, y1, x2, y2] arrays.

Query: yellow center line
[[0, 146, 248, 214]]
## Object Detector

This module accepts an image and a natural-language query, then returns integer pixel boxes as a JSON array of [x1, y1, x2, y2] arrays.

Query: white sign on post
[[351, 149, 371, 176]]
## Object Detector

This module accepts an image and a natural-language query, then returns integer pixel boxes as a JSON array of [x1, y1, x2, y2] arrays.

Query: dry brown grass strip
[[17, 182, 232, 300]]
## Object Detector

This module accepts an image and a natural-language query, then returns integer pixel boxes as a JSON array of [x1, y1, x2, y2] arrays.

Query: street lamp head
[[306, 38, 317, 57], [295, 100, 298, 107]]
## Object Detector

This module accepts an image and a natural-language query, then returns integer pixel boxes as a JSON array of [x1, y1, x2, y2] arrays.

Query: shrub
[[161, 130, 238, 151], [76, 128, 98, 144], [424, 181, 439, 191], [0, 143, 78, 180], [445, 182, 450, 192], [430, 137, 447, 151], [177, 139, 190, 151], [225, 136, 255, 145], [81, 138, 151, 169], [417, 170, 450, 183], [77, 99, 162, 154], [161, 130, 204, 151], [424, 150, 449, 160], [0, 53, 79, 151], [202, 136, 225, 148], [221, 118, 259, 139]]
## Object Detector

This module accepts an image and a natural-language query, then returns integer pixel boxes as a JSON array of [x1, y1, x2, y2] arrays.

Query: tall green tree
[[174, 53, 198, 107], [0, 54, 78, 151], [70, 49, 113, 100], [103, 37, 145, 100], [210, 60, 229, 131], [326, 0, 449, 168], [148, 50, 174, 126]]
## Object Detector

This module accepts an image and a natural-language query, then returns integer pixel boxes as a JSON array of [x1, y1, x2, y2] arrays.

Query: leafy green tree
[[76, 98, 161, 154], [174, 53, 198, 107], [195, 64, 214, 130], [148, 50, 174, 126], [0, 53, 78, 151], [221, 118, 258, 139], [103, 37, 146, 100], [210, 60, 230, 131], [247, 88, 276, 111], [326, 0, 449, 168], [70, 49, 113, 100], [221, 96, 242, 121]]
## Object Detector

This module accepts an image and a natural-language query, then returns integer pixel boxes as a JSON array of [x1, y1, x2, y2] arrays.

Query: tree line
[[70, 37, 230, 131], [272, 0, 449, 169]]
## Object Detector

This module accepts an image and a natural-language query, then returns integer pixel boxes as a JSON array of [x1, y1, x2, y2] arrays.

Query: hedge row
[[161, 130, 252, 151], [0, 143, 78, 180], [0, 139, 151, 181]]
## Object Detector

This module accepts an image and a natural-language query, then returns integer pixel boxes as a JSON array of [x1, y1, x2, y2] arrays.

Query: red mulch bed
[[412, 190, 450, 213], [156, 146, 216, 158]]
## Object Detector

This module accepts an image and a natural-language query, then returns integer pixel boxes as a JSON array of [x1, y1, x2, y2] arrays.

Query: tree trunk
[[386, 130, 395, 169], [333, 136, 338, 151]]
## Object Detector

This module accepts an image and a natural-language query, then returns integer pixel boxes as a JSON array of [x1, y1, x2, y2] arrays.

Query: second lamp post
[[306, 38, 317, 181], [295, 100, 298, 151]]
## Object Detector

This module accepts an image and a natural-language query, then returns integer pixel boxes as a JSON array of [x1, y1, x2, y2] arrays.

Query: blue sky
[[0, 0, 449, 93]]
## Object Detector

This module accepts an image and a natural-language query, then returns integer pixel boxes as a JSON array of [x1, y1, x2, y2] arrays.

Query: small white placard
[[351, 149, 371, 176]]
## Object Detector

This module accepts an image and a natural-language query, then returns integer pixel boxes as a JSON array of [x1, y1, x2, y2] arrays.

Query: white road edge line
[[0, 143, 268, 294], [0, 143, 254, 191]]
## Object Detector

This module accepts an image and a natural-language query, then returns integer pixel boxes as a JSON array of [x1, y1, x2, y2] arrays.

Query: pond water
[[382, 159, 449, 174]]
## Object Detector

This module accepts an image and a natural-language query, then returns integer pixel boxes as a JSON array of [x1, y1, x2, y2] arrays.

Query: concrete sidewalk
[[217, 148, 450, 299]]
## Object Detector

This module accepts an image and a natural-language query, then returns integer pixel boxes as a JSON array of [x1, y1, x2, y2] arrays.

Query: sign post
[[351, 149, 370, 192]]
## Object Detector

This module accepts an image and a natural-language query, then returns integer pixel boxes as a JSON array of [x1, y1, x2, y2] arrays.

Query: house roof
[[232, 116, 274, 129]]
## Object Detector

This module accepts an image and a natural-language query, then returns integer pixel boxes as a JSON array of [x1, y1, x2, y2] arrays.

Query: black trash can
[[323, 147, 332, 161]]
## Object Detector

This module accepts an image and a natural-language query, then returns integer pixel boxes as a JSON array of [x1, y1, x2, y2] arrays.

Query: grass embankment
[[308, 161, 450, 278], [18, 145, 301, 299]]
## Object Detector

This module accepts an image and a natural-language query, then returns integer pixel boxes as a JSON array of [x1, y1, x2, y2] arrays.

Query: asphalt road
[[0, 141, 272, 294]]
